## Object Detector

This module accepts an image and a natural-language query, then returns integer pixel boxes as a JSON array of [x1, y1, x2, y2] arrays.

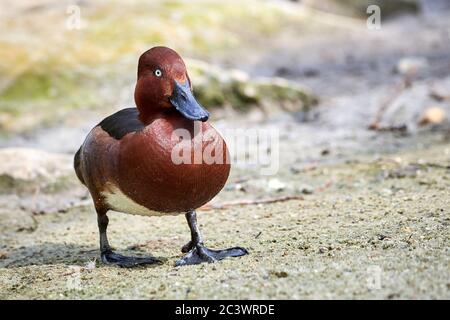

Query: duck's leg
[[176, 210, 248, 266], [97, 214, 160, 268]]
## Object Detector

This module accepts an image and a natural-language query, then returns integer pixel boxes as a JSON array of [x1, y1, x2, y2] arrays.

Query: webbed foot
[[101, 250, 161, 268], [176, 244, 248, 266]]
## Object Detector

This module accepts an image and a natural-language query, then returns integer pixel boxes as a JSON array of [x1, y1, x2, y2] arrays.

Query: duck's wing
[[73, 146, 85, 185], [74, 108, 145, 200], [98, 108, 145, 140]]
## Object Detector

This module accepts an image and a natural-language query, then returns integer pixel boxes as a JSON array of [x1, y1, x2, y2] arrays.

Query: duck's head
[[134, 46, 209, 122]]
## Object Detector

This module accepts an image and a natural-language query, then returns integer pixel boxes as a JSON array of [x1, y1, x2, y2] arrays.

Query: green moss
[[0, 175, 16, 193], [1, 71, 53, 102], [0, 65, 103, 133], [42, 175, 79, 194], [194, 79, 227, 107]]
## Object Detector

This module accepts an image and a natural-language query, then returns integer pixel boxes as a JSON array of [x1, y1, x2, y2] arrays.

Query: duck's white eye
[[154, 69, 162, 77]]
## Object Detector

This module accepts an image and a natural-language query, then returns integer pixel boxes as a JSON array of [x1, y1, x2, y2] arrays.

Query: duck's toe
[[101, 250, 161, 268], [175, 245, 248, 267], [181, 240, 194, 253]]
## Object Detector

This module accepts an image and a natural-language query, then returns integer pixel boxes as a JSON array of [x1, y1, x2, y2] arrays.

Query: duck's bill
[[169, 80, 209, 122]]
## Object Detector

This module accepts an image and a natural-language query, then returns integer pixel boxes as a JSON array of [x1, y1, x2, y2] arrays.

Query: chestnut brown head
[[134, 46, 209, 122]]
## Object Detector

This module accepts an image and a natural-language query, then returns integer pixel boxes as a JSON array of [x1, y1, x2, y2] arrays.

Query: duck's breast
[[115, 116, 230, 213]]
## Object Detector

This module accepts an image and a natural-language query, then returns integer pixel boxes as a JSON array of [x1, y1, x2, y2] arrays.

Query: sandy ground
[[0, 141, 449, 299], [1, 1, 450, 299]]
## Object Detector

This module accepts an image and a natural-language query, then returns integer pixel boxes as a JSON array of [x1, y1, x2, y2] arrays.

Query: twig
[[370, 124, 408, 133], [199, 195, 304, 211], [410, 162, 450, 170]]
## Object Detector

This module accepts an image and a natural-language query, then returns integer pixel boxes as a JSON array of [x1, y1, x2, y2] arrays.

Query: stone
[[186, 59, 318, 114], [0, 148, 75, 194]]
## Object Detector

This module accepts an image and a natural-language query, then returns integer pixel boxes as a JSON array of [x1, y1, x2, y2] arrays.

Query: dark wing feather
[[74, 108, 144, 184], [98, 108, 145, 140]]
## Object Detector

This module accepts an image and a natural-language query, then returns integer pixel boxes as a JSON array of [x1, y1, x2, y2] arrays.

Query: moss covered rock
[[187, 59, 318, 113], [0, 148, 76, 194]]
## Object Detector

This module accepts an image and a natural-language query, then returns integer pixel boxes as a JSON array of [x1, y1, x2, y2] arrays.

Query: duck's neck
[[137, 107, 154, 124], [137, 106, 178, 125], [134, 80, 168, 124]]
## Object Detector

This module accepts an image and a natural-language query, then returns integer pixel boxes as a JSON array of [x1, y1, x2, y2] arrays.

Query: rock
[[298, 184, 314, 195], [318, 247, 327, 254], [374, 79, 450, 133], [430, 80, 450, 102], [0, 148, 76, 194], [186, 59, 318, 114], [267, 178, 286, 192], [396, 57, 428, 75], [418, 106, 446, 126]]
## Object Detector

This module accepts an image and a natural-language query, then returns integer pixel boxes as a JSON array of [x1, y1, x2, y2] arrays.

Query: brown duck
[[74, 46, 248, 267]]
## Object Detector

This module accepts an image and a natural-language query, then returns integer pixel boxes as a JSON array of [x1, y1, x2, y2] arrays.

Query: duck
[[74, 46, 248, 267]]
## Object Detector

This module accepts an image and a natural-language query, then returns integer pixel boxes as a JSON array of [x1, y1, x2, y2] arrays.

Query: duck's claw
[[181, 240, 194, 253], [101, 250, 161, 268], [175, 245, 248, 266]]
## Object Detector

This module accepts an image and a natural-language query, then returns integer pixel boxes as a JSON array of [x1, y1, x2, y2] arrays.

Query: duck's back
[[75, 108, 230, 215]]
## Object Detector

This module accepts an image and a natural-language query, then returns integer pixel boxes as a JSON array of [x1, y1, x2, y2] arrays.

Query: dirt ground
[[0, 142, 449, 299], [0, 1, 449, 299]]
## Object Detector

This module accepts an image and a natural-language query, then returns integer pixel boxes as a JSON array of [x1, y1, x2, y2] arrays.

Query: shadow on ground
[[0, 243, 166, 268]]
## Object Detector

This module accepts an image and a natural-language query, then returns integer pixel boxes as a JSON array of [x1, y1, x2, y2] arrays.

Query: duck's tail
[[74, 147, 85, 185]]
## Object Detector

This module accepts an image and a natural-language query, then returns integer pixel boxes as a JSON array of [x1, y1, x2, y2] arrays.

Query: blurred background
[[0, 0, 449, 299]]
